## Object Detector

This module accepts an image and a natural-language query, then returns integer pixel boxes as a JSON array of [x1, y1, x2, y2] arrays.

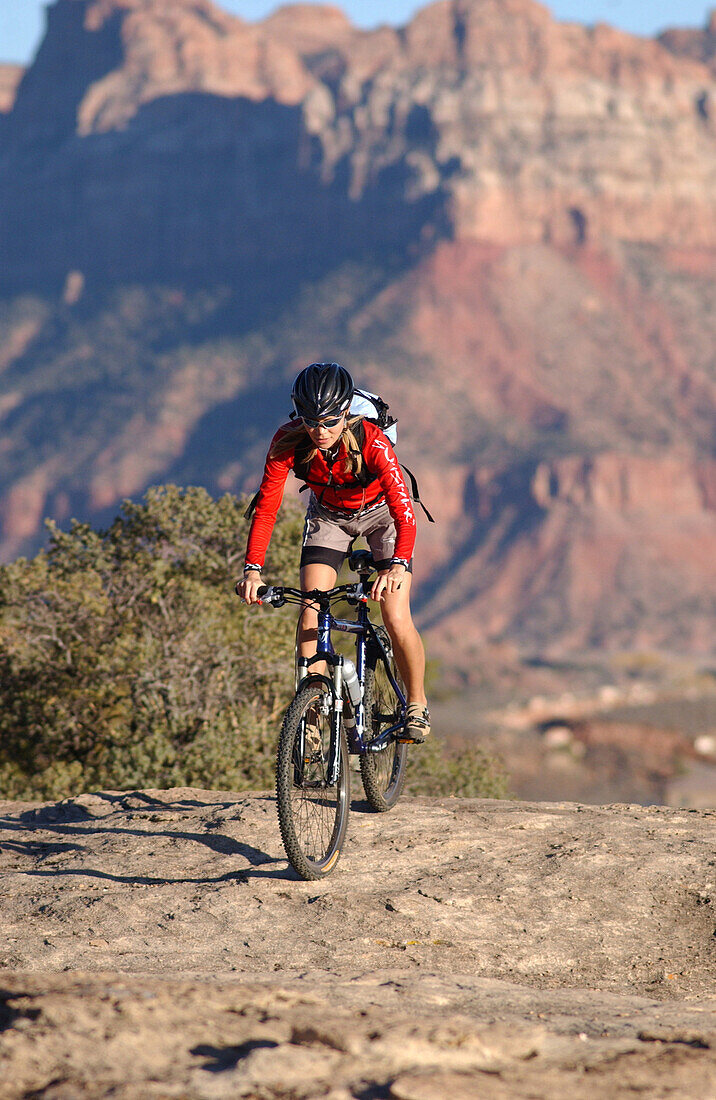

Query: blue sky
[[1, 0, 712, 65]]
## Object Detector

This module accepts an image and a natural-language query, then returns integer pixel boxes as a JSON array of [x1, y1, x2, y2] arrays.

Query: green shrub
[[0, 486, 302, 799], [406, 736, 511, 799], [0, 485, 510, 802]]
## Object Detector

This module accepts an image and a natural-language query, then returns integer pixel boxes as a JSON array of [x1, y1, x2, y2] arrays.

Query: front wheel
[[276, 682, 350, 879], [360, 629, 408, 811]]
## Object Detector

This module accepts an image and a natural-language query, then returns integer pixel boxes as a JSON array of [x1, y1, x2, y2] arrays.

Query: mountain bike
[[256, 549, 409, 880]]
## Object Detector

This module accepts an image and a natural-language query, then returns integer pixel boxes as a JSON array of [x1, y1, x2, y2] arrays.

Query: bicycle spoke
[[276, 684, 350, 878], [360, 629, 408, 812]]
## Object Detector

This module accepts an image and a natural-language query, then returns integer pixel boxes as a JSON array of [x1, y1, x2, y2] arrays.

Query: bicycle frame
[[264, 555, 412, 878], [296, 576, 406, 780]]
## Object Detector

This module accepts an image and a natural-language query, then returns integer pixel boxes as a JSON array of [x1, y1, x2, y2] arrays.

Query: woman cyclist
[[237, 361, 431, 743]]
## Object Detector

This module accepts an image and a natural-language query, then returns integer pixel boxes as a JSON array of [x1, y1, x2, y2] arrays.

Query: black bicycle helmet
[[291, 362, 354, 421]]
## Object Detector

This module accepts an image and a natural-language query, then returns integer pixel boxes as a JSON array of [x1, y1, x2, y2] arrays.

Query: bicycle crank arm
[[366, 730, 396, 753]]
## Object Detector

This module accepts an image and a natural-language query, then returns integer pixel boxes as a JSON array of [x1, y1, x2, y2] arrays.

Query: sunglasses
[[301, 413, 346, 430]]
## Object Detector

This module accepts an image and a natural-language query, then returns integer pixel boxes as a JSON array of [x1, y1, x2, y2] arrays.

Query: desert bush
[[406, 736, 511, 800], [0, 486, 302, 799], [0, 485, 509, 802]]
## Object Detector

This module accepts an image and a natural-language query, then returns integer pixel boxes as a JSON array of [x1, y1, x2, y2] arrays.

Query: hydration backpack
[[244, 388, 434, 521], [349, 389, 398, 445]]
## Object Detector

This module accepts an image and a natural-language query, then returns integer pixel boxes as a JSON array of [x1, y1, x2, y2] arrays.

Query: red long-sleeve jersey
[[245, 419, 417, 568]]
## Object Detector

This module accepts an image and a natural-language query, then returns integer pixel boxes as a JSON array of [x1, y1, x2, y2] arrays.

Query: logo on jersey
[[371, 438, 416, 528]]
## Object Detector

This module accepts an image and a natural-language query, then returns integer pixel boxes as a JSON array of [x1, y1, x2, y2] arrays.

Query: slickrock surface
[[1, 788, 715, 1097]]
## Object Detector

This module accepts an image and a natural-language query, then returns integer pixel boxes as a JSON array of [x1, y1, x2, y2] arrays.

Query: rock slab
[[1, 787, 715, 1097]]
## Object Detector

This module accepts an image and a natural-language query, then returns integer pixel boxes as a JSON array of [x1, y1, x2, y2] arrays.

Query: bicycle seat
[[348, 548, 375, 575]]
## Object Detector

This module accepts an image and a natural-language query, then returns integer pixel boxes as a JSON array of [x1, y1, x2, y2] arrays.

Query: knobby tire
[[360, 628, 408, 811], [276, 682, 350, 880]]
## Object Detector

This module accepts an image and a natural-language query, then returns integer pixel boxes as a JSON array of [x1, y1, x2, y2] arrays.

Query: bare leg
[[378, 573, 427, 707]]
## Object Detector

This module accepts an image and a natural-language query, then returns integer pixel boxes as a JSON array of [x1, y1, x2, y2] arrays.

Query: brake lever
[[255, 585, 286, 608]]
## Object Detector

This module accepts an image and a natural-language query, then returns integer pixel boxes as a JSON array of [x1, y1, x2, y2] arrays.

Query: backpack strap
[[243, 428, 343, 519], [244, 491, 260, 520], [293, 419, 377, 492], [243, 430, 317, 519], [400, 462, 435, 523], [352, 410, 432, 519], [345, 419, 376, 489], [244, 422, 435, 523]]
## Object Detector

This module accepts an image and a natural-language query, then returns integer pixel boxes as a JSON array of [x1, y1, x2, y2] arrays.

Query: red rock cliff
[[0, 0, 714, 661]]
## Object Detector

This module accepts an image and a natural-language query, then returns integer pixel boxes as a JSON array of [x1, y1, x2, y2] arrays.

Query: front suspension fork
[[327, 661, 344, 786]]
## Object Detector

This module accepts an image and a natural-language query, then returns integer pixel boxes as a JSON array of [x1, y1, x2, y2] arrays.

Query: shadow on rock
[[0, 790, 293, 882], [192, 1039, 279, 1073]]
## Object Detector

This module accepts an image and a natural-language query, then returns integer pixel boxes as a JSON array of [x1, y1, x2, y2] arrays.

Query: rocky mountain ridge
[[0, 66, 23, 113], [660, 9, 716, 74], [3, 0, 716, 284], [0, 0, 715, 661]]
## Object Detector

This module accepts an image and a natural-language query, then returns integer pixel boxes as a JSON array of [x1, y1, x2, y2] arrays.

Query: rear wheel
[[276, 682, 350, 879], [360, 629, 408, 811]]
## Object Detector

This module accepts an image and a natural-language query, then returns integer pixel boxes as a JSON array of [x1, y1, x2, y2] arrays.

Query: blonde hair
[[270, 416, 364, 478]]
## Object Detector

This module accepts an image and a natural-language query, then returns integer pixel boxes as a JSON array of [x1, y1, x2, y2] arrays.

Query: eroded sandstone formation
[[0, 65, 24, 113], [660, 9, 716, 75], [0, 0, 715, 660], [2, 0, 716, 284]]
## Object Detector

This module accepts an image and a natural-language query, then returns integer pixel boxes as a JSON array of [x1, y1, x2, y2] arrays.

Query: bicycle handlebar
[[237, 549, 379, 608], [255, 583, 365, 608]]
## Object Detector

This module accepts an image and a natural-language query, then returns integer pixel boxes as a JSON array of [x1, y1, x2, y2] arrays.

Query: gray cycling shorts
[[300, 495, 412, 573]]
